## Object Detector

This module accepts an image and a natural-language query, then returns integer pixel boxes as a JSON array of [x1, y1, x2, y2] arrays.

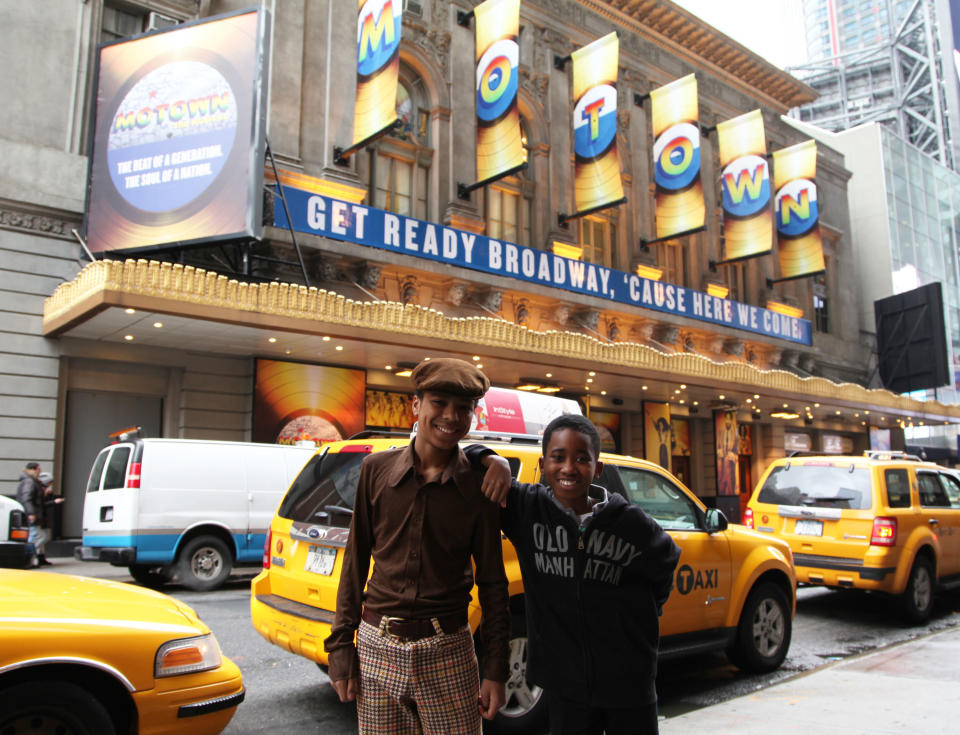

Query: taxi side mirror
[[705, 508, 728, 533]]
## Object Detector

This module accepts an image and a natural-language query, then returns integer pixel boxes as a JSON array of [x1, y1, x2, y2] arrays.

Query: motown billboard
[[84, 8, 270, 254]]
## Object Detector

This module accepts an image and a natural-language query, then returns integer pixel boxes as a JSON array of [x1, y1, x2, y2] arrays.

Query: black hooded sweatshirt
[[501, 481, 681, 707]]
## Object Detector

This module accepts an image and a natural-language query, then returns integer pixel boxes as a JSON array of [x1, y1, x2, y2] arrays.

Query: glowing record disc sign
[[84, 9, 270, 254]]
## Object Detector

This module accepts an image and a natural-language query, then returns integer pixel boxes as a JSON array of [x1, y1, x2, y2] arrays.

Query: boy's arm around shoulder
[[323, 457, 375, 686]]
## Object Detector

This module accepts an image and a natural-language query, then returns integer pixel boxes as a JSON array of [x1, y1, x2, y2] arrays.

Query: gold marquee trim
[[44, 259, 959, 420]]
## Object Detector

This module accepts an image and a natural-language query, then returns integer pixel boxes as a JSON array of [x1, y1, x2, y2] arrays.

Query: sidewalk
[[660, 624, 960, 734]]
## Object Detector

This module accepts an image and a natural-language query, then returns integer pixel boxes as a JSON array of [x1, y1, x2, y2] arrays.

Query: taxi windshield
[[758, 463, 872, 509]]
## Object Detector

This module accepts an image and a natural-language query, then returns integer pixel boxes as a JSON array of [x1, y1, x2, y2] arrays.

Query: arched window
[[367, 72, 431, 219], [485, 119, 534, 246]]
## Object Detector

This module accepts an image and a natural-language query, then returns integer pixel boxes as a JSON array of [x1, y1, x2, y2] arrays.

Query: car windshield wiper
[[800, 493, 856, 504]]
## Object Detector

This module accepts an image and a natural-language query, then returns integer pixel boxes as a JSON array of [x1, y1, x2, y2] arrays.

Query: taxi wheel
[[0, 680, 116, 735], [485, 613, 547, 735], [901, 556, 934, 624], [177, 535, 233, 591], [729, 583, 791, 673]]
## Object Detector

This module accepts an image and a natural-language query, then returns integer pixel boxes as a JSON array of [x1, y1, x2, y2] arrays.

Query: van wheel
[[177, 536, 232, 591], [729, 583, 791, 673], [0, 680, 116, 735], [484, 614, 547, 734], [901, 556, 934, 624], [128, 564, 172, 588]]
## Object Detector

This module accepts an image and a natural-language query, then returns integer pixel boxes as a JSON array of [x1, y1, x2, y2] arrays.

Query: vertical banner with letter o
[[571, 32, 624, 214], [773, 140, 825, 280], [650, 74, 704, 239], [716, 109, 772, 262], [353, 0, 402, 146], [473, 0, 524, 185]]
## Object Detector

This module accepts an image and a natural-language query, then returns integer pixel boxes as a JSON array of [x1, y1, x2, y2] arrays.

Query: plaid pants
[[356, 619, 481, 735]]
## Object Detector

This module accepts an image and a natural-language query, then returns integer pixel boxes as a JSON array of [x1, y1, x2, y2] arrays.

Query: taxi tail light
[[743, 507, 754, 529], [125, 462, 142, 489], [871, 516, 897, 546], [155, 634, 222, 677], [262, 528, 272, 569]]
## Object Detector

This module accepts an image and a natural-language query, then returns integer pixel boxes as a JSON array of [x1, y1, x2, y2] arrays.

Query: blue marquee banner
[[275, 186, 812, 345]]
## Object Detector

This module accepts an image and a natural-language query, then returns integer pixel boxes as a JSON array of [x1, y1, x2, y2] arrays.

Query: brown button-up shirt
[[324, 442, 510, 683]]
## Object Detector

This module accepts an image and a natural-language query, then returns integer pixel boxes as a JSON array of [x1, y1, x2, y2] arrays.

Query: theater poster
[[773, 139, 825, 280], [590, 410, 621, 453], [716, 109, 772, 262], [85, 8, 270, 253], [365, 389, 415, 430], [254, 360, 365, 446], [644, 402, 671, 469], [571, 32, 624, 215], [650, 74, 704, 239], [714, 410, 739, 496], [353, 0, 402, 146], [473, 0, 524, 184]]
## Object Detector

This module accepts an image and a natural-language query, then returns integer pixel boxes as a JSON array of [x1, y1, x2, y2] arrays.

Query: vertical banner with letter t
[[353, 0, 402, 147], [773, 139, 825, 280], [716, 109, 772, 262], [650, 74, 705, 239], [571, 32, 624, 215], [473, 0, 524, 185]]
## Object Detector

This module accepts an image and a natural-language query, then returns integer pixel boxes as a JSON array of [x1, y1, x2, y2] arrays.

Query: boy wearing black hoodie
[[472, 413, 681, 735]]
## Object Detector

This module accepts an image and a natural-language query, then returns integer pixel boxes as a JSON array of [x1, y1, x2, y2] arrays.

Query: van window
[[884, 469, 911, 508], [757, 463, 872, 509], [85, 451, 108, 493], [599, 465, 699, 530], [102, 447, 131, 490], [918, 472, 950, 507], [277, 452, 366, 528]]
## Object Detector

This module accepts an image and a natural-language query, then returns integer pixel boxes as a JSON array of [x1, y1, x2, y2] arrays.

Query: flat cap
[[411, 358, 490, 399]]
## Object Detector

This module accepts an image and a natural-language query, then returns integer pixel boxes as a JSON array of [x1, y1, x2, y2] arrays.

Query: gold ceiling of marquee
[[43, 259, 959, 422]]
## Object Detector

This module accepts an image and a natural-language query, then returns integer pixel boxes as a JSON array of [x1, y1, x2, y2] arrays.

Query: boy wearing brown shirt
[[324, 358, 509, 735]]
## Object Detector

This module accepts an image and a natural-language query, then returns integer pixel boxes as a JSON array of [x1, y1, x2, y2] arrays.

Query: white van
[[76, 437, 315, 590]]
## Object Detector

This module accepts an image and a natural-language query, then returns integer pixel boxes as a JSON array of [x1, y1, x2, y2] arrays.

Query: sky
[[671, 0, 808, 70]]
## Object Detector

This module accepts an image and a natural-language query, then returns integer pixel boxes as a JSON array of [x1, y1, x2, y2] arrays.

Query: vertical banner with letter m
[[571, 32, 624, 216], [716, 109, 772, 262], [353, 0, 402, 147], [473, 0, 524, 186], [773, 140, 825, 280]]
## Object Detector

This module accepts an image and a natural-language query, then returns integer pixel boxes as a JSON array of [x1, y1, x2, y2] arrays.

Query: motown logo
[[476, 38, 519, 124], [107, 60, 238, 213], [721, 154, 770, 218], [775, 178, 819, 237], [653, 122, 701, 192], [356, 0, 401, 78], [573, 83, 618, 161]]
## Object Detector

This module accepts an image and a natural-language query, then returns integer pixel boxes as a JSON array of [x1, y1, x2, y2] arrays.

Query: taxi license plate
[[305, 546, 337, 575], [795, 519, 823, 536]]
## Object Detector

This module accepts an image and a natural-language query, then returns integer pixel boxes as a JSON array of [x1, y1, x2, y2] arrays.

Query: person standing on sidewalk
[[16, 462, 46, 567], [324, 358, 510, 735]]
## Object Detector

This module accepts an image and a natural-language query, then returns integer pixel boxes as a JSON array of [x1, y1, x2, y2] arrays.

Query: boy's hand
[[478, 678, 505, 719], [330, 676, 358, 702], [479, 455, 511, 507]]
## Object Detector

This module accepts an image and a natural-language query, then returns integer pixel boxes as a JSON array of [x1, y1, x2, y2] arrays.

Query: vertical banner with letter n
[[571, 32, 624, 215], [651, 74, 705, 239], [773, 139, 825, 280], [353, 0, 402, 147], [473, 0, 524, 185], [716, 109, 772, 262]]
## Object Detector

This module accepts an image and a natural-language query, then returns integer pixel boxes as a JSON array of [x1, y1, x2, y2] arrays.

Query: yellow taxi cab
[[251, 434, 796, 733], [0, 569, 244, 735], [746, 450, 960, 623]]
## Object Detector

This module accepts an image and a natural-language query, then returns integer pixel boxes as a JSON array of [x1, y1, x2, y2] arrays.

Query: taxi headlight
[[155, 634, 222, 677]]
